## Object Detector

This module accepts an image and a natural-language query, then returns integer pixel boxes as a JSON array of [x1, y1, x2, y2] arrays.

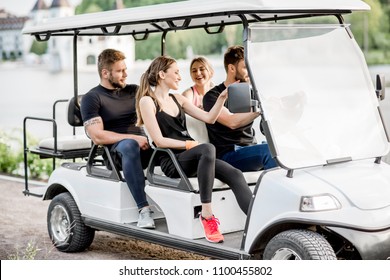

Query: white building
[[5, 0, 135, 72], [0, 9, 28, 61], [75, 0, 135, 72]]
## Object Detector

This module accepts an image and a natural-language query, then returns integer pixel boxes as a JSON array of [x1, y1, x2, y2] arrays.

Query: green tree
[[75, 0, 244, 59], [76, 0, 113, 14], [76, 0, 183, 14], [347, 0, 390, 63], [135, 34, 164, 59], [348, 0, 382, 48]]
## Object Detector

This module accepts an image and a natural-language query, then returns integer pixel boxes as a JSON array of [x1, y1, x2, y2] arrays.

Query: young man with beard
[[80, 49, 155, 229], [203, 45, 277, 172]]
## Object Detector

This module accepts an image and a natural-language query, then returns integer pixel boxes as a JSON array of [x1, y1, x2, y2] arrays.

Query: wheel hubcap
[[50, 205, 71, 244], [272, 248, 302, 260]]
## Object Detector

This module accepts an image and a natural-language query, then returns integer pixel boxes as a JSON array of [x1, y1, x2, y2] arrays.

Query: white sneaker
[[137, 207, 155, 229]]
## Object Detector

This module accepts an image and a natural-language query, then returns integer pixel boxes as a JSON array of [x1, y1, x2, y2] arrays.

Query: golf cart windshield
[[247, 24, 389, 170]]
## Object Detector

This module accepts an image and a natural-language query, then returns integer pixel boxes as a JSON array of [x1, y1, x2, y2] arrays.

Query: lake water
[[1, 60, 390, 162]]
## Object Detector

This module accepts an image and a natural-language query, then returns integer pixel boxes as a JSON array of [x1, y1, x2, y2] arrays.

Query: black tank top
[[155, 94, 194, 177], [155, 94, 193, 143]]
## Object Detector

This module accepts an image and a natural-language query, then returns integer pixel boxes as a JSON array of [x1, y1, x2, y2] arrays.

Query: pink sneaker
[[199, 215, 224, 243]]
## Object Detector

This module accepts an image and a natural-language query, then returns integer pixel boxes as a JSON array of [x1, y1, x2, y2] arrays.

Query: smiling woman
[[182, 56, 215, 109]]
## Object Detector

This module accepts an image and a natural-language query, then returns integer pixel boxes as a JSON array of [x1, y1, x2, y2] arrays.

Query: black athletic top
[[203, 82, 256, 158], [80, 84, 146, 137], [155, 94, 194, 176]]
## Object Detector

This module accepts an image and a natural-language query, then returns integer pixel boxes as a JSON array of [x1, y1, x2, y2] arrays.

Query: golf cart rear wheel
[[263, 229, 336, 260], [47, 192, 95, 252]]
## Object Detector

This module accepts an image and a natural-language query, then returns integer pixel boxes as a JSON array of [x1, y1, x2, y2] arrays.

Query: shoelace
[[140, 209, 153, 217], [205, 217, 220, 234]]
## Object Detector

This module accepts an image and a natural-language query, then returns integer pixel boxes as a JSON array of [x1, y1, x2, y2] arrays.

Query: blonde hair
[[136, 55, 177, 126], [190, 56, 214, 78]]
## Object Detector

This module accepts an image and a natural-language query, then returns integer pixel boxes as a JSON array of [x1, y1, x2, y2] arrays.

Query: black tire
[[47, 192, 95, 252], [263, 229, 337, 260]]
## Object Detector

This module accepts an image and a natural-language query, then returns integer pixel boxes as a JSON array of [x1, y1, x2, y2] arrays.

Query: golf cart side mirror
[[227, 83, 257, 113], [376, 74, 385, 101]]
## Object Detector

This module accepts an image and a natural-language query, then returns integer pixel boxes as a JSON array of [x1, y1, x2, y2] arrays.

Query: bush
[[0, 142, 19, 174], [0, 131, 20, 175], [0, 130, 54, 180]]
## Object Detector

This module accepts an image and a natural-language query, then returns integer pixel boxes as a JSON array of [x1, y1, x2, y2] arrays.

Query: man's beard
[[108, 76, 125, 89], [234, 73, 248, 83]]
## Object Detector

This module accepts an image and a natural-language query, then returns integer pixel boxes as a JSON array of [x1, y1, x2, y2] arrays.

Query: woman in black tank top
[[136, 56, 252, 243]]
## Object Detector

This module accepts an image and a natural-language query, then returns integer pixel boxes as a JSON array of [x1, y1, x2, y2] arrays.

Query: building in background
[[75, 0, 135, 72], [0, 9, 28, 61], [1, 0, 134, 72]]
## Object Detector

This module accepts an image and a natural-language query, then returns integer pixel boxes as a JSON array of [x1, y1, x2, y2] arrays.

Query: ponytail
[[136, 70, 155, 126]]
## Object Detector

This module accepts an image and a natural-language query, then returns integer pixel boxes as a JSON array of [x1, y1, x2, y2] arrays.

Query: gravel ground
[[0, 175, 208, 260]]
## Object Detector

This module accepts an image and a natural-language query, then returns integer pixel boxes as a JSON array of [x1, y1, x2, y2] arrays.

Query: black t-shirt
[[203, 82, 256, 158], [80, 84, 145, 137]]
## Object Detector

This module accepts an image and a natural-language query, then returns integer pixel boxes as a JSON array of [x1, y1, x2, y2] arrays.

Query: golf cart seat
[[23, 95, 92, 161]]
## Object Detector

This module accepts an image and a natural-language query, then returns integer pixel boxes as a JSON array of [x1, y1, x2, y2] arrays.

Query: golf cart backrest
[[67, 95, 84, 127]]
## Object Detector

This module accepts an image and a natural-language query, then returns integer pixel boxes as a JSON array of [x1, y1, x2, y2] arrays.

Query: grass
[[7, 240, 40, 260]]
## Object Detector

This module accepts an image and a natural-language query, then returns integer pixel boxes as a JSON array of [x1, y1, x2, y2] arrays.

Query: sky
[[1, 0, 81, 16]]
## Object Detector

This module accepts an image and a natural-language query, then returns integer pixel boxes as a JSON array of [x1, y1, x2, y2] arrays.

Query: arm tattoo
[[84, 117, 101, 128]]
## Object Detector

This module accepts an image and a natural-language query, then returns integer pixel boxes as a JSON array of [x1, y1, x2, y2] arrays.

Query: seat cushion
[[147, 170, 260, 191], [39, 135, 92, 151], [188, 170, 261, 190]]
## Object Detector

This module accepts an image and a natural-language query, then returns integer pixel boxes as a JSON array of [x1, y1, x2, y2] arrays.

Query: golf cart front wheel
[[263, 229, 336, 260]]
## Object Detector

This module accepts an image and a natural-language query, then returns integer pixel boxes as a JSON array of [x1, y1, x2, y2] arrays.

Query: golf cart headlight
[[300, 194, 341, 212]]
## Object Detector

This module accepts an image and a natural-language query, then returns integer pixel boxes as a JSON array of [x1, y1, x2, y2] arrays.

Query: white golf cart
[[22, 0, 390, 260]]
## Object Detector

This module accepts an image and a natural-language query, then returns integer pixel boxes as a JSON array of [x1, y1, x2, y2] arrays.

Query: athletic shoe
[[199, 214, 224, 243], [137, 207, 155, 229]]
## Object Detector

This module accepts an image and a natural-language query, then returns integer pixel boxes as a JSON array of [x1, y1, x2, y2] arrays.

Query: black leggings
[[174, 143, 252, 215]]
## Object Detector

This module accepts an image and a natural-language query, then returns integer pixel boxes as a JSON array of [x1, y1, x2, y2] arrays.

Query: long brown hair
[[136, 55, 177, 126]]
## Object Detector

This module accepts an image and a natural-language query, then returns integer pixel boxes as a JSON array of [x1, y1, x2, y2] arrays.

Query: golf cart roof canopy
[[22, 0, 370, 40]]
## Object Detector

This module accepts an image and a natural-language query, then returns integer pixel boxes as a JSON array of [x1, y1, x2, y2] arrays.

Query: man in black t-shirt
[[80, 49, 155, 229], [203, 45, 277, 172]]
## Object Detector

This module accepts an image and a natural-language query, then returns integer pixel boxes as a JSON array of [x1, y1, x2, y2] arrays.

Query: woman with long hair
[[136, 56, 252, 243], [182, 56, 214, 109]]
